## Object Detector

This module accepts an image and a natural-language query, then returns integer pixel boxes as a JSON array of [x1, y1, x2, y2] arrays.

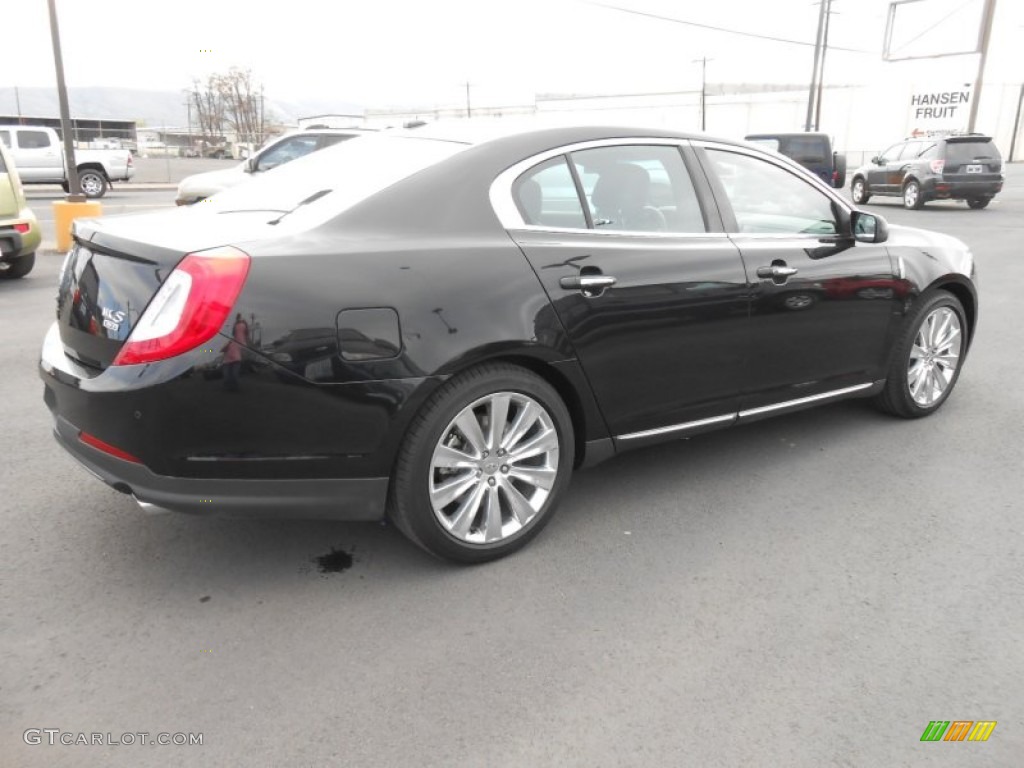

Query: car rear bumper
[[50, 412, 389, 520], [922, 177, 1003, 200]]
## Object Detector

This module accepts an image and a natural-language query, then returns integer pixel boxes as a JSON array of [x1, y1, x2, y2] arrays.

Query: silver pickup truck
[[0, 125, 134, 199]]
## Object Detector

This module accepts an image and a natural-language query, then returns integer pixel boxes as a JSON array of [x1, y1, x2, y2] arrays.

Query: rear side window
[[570, 145, 706, 233], [0, 130, 10, 149], [18, 130, 52, 149]]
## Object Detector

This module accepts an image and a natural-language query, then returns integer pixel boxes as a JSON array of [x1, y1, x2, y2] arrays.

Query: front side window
[[706, 149, 838, 236], [570, 145, 705, 233], [256, 135, 321, 171], [18, 130, 52, 149], [879, 144, 904, 163]]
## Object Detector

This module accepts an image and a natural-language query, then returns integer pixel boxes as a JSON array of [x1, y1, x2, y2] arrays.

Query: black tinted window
[[781, 136, 828, 163], [944, 141, 1001, 164], [0, 130, 10, 149]]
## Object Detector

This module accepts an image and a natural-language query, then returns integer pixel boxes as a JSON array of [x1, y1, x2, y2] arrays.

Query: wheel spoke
[[483, 488, 503, 542], [454, 410, 487, 457], [430, 471, 478, 509], [449, 482, 487, 538], [500, 400, 539, 452], [486, 394, 511, 451], [908, 363, 927, 399], [508, 464, 556, 491], [433, 443, 478, 470], [508, 427, 558, 462], [502, 482, 537, 526]]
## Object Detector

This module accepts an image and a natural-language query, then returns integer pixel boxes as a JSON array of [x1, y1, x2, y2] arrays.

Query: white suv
[[175, 128, 373, 205]]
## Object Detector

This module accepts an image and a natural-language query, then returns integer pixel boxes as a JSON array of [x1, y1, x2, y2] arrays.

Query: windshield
[[200, 133, 469, 230]]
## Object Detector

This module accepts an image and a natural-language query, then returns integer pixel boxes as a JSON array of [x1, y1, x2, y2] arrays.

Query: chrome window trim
[[489, 137, 694, 232], [737, 383, 873, 419], [617, 413, 737, 442]]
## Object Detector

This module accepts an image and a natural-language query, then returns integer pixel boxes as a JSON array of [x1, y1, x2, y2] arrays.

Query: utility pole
[[46, 0, 82, 201], [804, 0, 828, 131], [693, 57, 711, 131], [14, 86, 23, 123], [465, 82, 472, 118], [967, 0, 998, 133], [813, 0, 835, 131]]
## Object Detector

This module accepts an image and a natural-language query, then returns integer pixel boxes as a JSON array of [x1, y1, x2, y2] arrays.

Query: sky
[[4, 0, 1022, 110]]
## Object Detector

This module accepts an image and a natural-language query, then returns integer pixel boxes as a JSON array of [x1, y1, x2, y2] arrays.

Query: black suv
[[744, 132, 846, 188], [850, 134, 1004, 210]]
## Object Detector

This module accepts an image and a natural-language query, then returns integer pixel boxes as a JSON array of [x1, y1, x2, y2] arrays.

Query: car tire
[[78, 169, 108, 199], [0, 252, 35, 280], [902, 179, 924, 210], [388, 363, 575, 563], [966, 198, 991, 210], [851, 177, 870, 204], [874, 291, 967, 419]]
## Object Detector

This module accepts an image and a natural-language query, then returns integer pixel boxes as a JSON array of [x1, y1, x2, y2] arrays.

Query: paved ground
[[3, 169, 1023, 767]]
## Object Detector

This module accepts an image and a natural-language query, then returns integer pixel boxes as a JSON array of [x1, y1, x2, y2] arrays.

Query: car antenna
[[267, 189, 333, 225]]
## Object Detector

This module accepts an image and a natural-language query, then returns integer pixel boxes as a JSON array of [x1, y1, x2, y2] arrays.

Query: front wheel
[[966, 198, 990, 210], [874, 292, 967, 418], [389, 363, 575, 563], [77, 169, 108, 198], [903, 180, 924, 210], [851, 177, 870, 204]]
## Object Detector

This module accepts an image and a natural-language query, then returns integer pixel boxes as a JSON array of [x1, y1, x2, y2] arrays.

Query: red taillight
[[930, 159, 945, 174], [79, 431, 142, 463], [112, 246, 250, 366], [14, 222, 30, 234], [127, 154, 133, 167], [832, 170, 839, 185]]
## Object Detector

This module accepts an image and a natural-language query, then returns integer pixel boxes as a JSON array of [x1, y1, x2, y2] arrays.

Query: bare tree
[[189, 68, 272, 151]]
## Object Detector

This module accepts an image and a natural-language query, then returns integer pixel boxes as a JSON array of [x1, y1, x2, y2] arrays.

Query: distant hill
[[0, 86, 364, 128]]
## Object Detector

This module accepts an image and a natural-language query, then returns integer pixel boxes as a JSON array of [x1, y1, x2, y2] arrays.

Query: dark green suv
[[850, 134, 1004, 210]]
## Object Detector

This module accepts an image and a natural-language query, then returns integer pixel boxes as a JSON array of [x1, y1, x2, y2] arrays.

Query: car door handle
[[756, 265, 798, 279], [559, 275, 617, 290]]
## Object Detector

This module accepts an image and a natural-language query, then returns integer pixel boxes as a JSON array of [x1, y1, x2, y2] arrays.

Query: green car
[[0, 140, 41, 279]]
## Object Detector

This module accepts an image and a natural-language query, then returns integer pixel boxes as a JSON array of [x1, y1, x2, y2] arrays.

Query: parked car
[[40, 123, 977, 563], [850, 134, 1004, 209], [174, 128, 374, 205], [0, 140, 40, 279], [0, 125, 134, 199], [744, 131, 846, 188]]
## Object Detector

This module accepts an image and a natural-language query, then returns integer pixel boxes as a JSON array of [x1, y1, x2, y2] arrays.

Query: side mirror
[[852, 211, 888, 244], [871, 155, 882, 165], [244, 156, 257, 173]]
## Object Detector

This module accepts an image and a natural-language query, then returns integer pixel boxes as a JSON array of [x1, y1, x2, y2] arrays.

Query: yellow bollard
[[53, 200, 103, 252]]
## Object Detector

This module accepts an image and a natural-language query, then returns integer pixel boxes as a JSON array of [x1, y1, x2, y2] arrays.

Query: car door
[[12, 129, 63, 183], [867, 142, 904, 194], [501, 141, 751, 443], [696, 143, 900, 415]]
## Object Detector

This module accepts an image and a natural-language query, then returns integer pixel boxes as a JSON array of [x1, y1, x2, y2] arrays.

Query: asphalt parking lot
[[3, 170, 1023, 767]]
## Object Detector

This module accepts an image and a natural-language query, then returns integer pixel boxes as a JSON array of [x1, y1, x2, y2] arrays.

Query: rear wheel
[[0, 252, 35, 280], [851, 177, 870, 204], [874, 291, 966, 418], [389, 363, 574, 563], [78, 169, 108, 198], [966, 198, 991, 210], [903, 180, 924, 210]]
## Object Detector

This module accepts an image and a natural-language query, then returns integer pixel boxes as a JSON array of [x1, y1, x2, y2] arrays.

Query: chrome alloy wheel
[[907, 307, 962, 407], [80, 173, 104, 197], [428, 392, 560, 544], [903, 182, 919, 209]]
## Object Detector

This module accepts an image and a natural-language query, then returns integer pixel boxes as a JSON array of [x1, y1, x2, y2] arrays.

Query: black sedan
[[40, 124, 977, 563]]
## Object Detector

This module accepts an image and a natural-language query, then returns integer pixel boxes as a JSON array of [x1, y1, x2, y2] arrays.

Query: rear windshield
[[944, 140, 1001, 164], [201, 133, 468, 230], [780, 137, 828, 163]]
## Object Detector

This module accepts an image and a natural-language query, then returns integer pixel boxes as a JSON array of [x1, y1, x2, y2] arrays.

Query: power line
[[580, 0, 872, 53]]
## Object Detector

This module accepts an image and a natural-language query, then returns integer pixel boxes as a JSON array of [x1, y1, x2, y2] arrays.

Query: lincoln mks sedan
[[40, 123, 977, 562]]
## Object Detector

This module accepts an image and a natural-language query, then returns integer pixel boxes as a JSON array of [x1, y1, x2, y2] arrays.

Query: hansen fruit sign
[[908, 86, 972, 134]]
